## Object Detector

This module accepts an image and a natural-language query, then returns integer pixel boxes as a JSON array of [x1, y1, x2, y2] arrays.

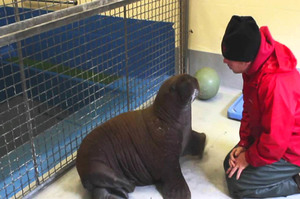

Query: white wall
[[188, 0, 300, 63]]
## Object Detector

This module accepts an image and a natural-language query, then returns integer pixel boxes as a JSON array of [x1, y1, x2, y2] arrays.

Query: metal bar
[[28, 0, 78, 5], [123, 5, 130, 112], [0, 0, 141, 47], [184, 0, 190, 74]]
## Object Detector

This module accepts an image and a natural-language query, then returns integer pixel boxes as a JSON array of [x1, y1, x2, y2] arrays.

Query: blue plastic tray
[[227, 94, 243, 121]]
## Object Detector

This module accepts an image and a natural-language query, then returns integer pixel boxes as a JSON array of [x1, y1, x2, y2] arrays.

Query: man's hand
[[228, 146, 245, 168], [226, 151, 249, 180], [226, 146, 248, 180]]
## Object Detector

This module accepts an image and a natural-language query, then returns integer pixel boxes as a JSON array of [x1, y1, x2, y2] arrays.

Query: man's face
[[223, 58, 251, 74]]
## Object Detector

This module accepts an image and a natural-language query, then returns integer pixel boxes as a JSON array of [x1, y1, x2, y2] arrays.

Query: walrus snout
[[177, 74, 199, 104]]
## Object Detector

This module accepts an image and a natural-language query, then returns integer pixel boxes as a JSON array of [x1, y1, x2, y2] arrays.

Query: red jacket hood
[[246, 26, 297, 75]]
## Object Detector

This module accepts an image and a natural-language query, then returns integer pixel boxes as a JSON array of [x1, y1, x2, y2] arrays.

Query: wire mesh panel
[[0, 0, 187, 198]]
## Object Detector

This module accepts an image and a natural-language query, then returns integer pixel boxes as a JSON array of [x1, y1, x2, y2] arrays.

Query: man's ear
[[245, 61, 252, 70]]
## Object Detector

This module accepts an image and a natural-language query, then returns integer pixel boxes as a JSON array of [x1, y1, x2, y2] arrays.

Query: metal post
[[124, 5, 130, 111], [13, 0, 41, 186], [179, 0, 189, 74]]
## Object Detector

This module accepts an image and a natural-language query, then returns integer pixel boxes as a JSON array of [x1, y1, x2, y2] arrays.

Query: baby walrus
[[76, 74, 206, 199]]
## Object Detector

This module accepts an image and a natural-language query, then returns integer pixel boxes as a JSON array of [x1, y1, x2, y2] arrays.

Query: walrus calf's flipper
[[80, 162, 135, 199], [92, 188, 128, 199], [76, 74, 205, 199], [159, 163, 191, 199], [182, 131, 206, 158]]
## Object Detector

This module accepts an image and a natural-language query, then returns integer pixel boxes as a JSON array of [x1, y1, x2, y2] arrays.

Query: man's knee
[[225, 175, 243, 198], [223, 153, 242, 198], [223, 152, 230, 171]]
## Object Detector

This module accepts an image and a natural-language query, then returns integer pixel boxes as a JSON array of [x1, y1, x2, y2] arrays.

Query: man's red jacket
[[239, 26, 300, 167]]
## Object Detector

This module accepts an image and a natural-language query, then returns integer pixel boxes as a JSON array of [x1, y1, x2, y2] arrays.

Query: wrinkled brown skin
[[76, 74, 206, 199]]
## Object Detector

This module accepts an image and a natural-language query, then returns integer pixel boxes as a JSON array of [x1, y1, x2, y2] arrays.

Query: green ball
[[194, 67, 220, 100]]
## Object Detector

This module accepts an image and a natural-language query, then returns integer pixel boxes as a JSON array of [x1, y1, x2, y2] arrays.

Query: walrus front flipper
[[182, 131, 206, 159], [159, 171, 191, 199], [92, 187, 128, 199], [158, 161, 191, 199]]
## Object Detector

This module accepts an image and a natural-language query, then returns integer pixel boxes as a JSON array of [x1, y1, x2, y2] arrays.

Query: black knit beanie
[[221, 15, 261, 62]]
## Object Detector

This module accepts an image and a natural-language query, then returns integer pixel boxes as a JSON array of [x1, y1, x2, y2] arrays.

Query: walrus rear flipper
[[80, 162, 135, 199], [92, 187, 128, 199]]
